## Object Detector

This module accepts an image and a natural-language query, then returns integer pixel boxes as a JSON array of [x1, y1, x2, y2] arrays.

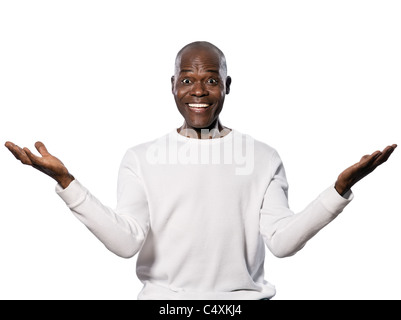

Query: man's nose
[[190, 82, 208, 96]]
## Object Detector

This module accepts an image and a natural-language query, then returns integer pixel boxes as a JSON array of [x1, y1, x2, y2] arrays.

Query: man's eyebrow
[[179, 69, 220, 74]]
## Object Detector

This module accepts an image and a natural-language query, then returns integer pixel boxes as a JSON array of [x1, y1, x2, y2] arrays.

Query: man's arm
[[4, 141, 149, 258], [5, 141, 74, 188], [260, 143, 397, 258], [334, 144, 397, 196]]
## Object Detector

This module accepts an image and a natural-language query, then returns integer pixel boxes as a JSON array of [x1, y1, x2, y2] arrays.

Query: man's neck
[[177, 121, 231, 139]]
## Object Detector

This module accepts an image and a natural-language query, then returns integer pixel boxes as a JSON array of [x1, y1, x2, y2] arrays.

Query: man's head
[[171, 41, 231, 131]]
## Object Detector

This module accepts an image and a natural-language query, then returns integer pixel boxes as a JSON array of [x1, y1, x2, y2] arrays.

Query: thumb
[[35, 141, 50, 156]]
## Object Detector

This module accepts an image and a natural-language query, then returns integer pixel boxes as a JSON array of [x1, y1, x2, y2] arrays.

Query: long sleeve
[[259, 151, 353, 258], [56, 149, 150, 258], [53, 129, 355, 299]]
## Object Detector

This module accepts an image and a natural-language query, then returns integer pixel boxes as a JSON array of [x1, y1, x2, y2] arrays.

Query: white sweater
[[56, 129, 353, 300]]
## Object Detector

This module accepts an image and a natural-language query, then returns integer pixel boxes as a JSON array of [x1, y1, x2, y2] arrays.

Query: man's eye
[[207, 78, 218, 84], [181, 79, 191, 84]]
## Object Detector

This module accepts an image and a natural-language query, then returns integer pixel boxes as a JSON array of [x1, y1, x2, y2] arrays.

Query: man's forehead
[[176, 49, 223, 72], [178, 61, 221, 71], [179, 49, 222, 64], [178, 68, 220, 75], [174, 42, 227, 76]]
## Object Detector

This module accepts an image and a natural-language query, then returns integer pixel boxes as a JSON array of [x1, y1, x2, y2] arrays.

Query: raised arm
[[260, 143, 397, 258], [5, 141, 74, 189], [5, 141, 150, 258]]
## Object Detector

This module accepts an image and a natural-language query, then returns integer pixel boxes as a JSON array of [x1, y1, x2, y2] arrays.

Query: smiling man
[[172, 41, 232, 139], [4, 41, 397, 300]]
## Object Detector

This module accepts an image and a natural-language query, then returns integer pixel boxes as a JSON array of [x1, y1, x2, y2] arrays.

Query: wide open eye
[[207, 78, 218, 84], [181, 78, 192, 84]]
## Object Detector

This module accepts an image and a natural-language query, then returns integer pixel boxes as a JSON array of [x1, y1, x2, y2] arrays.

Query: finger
[[383, 144, 397, 153], [5, 142, 23, 160], [5, 141, 15, 149], [359, 151, 381, 168], [360, 148, 381, 162], [23, 147, 43, 165], [373, 145, 397, 166], [34, 141, 50, 156], [5, 141, 19, 157], [7, 144, 33, 165]]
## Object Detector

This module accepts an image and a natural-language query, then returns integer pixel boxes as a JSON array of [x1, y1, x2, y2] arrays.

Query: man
[[5, 41, 397, 300]]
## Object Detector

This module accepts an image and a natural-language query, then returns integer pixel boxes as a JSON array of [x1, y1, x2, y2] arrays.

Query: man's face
[[171, 47, 231, 130]]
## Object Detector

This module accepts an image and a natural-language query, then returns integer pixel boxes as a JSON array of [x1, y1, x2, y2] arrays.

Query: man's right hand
[[5, 141, 74, 189]]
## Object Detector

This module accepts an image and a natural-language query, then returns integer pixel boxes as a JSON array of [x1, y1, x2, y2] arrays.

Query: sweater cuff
[[319, 184, 354, 215], [55, 179, 88, 209]]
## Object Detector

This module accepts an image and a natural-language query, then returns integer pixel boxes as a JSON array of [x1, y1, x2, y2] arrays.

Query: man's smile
[[187, 103, 210, 108], [186, 103, 212, 112]]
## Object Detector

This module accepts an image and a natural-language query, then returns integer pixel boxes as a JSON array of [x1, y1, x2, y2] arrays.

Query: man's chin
[[186, 122, 213, 130]]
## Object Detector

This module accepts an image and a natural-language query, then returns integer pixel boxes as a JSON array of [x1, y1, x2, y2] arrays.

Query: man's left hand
[[334, 144, 397, 196]]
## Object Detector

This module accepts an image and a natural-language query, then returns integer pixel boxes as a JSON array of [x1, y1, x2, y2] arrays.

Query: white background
[[1, 0, 400, 300]]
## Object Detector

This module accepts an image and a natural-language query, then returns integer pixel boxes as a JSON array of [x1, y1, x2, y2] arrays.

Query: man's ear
[[171, 76, 175, 93], [225, 76, 232, 94]]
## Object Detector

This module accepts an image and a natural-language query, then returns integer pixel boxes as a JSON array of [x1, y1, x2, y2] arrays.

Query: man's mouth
[[187, 103, 210, 108]]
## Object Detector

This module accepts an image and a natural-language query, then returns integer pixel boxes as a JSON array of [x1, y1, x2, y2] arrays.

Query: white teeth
[[188, 104, 209, 108]]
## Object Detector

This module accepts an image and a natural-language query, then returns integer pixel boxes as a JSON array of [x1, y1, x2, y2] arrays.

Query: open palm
[[5, 141, 74, 188], [335, 144, 397, 196]]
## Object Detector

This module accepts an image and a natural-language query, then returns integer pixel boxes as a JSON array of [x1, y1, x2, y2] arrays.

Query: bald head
[[171, 41, 232, 132], [174, 41, 227, 77]]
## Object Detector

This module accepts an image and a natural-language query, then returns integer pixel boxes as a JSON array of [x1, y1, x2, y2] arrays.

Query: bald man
[[5, 41, 397, 300]]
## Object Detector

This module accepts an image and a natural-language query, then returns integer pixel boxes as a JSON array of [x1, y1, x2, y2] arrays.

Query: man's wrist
[[334, 181, 349, 197], [57, 173, 75, 189]]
